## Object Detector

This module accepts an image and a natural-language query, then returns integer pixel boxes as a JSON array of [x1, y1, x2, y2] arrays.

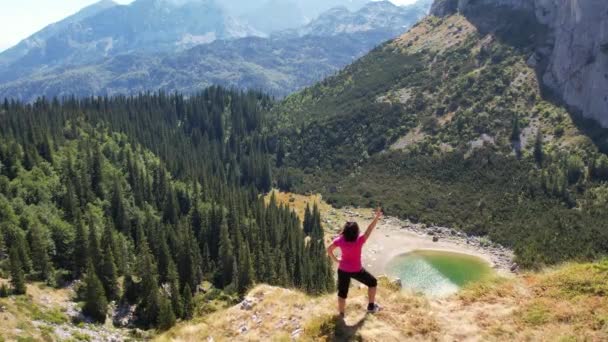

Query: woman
[[327, 208, 383, 317]]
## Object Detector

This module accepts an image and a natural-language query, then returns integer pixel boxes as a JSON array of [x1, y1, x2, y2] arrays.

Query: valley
[[0, 0, 607, 340]]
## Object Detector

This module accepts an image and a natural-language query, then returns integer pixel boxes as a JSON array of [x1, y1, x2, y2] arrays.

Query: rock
[[432, 0, 608, 127], [113, 303, 137, 328], [510, 263, 520, 273], [240, 297, 256, 311], [238, 325, 248, 334], [391, 278, 402, 289], [292, 328, 303, 338], [0, 305, 6, 313], [432, 236, 439, 242]]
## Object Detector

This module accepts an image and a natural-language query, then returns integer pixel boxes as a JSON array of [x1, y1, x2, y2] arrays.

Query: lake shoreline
[[325, 208, 516, 277]]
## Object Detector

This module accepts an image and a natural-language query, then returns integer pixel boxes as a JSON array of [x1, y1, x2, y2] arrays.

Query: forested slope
[[270, 13, 608, 267], [0, 88, 333, 331]]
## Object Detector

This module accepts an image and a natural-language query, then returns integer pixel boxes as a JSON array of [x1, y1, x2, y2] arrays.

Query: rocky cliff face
[[431, 0, 608, 128]]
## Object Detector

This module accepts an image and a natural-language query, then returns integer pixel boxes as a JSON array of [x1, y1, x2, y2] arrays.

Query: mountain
[[431, 0, 608, 128], [0, 0, 119, 67], [0, 0, 431, 101], [0, 0, 262, 84], [280, 0, 430, 37], [230, 0, 372, 34], [270, 0, 608, 267], [241, 0, 309, 34]]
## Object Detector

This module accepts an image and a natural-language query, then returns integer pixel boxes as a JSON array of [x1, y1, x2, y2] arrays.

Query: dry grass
[[157, 278, 440, 342], [393, 15, 477, 54], [0, 281, 71, 341], [158, 261, 608, 341], [265, 190, 333, 222]]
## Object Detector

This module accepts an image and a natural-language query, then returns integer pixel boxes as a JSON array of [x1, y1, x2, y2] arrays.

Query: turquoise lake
[[385, 250, 493, 297]]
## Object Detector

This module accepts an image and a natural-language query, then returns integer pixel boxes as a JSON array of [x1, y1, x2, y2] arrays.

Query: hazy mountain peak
[[280, 0, 431, 38]]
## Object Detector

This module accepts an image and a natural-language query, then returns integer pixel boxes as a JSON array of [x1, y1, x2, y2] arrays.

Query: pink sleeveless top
[[332, 234, 366, 272]]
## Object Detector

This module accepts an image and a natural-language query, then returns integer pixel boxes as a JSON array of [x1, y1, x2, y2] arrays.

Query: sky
[[0, 0, 418, 52]]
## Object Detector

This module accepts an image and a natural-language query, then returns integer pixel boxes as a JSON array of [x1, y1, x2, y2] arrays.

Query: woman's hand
[[327, 244, 340, 264], [374, 207, 383, 220]]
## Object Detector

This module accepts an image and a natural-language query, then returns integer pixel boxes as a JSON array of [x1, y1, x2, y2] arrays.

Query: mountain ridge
[[0, 0, 432, 101], [0, 0, 262, 84], [430, 0, 608, 128], [270, 6, 608, 267]]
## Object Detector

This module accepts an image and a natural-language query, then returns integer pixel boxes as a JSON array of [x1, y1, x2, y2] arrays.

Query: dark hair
[[342, 222, 360, 242]]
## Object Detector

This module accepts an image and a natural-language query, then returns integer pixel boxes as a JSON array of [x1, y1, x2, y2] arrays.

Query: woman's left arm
[[327, 244, 340, 264]]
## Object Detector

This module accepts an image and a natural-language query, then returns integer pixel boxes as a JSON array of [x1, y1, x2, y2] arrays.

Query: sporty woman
[[327, 208, 383, 317]]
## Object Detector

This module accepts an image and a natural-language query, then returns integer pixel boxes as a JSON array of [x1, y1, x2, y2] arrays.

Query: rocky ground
[[0, 279, 147, 341]]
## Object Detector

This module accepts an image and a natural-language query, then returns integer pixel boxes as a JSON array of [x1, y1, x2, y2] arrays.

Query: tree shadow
[[331, 314, 368, 342]]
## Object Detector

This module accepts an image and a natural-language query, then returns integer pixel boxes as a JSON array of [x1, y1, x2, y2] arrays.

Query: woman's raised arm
[[364, 208, 383, 240]]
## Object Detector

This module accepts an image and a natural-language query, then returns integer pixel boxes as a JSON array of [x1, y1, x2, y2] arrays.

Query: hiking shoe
[[367, 303, 381, 314]]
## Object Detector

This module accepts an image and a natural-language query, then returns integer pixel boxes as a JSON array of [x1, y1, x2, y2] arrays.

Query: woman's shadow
[[331, 314, 369, 341]]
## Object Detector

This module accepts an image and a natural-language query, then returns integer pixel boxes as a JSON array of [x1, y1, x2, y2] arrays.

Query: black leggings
[[337, 268, 377, 299]]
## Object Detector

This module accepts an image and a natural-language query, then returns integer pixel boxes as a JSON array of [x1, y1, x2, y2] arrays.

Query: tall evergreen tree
[[167, 260, 183, 319], [9, 246, 26, 295], [83, 261, 108, 323], [91, 146, 105, 199], [99, 230, 119, 301], [182, 284, 194, 320], [111, 179, 130, 235], [217, 221, 234, 287], [135, 239, 161, 328], [88, 222, 102, 275], [29, 225, 53, 281], [237, 244, 255, 294], [157, 294, 176, 331]]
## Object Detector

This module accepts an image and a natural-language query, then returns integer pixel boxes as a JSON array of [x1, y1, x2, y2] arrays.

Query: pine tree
[[163, 187, 179, 225], [13, 234, 32, 274], [62, 180, 79, 222], [237, 244, 255, 294], [91, 146, 105, 199], [9, 246, 26, 295], [230, 259, 239, 292], [83, 261, 108, 323], [99, 244, 119, 300], [29, 225, 53, 281], [217, 221, 234, 287], [303, 203, 312, 236], [135, 239, 161, 328], [157, 294, 176, 331], [167, 260, 183, 319], [88, 223, 102, 275], [310, 204, 323, 240], [0, 283, 9, 297], [73, 220, 88, 278], [182, 284, 194, 320], [111, 179, 130, 235]]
